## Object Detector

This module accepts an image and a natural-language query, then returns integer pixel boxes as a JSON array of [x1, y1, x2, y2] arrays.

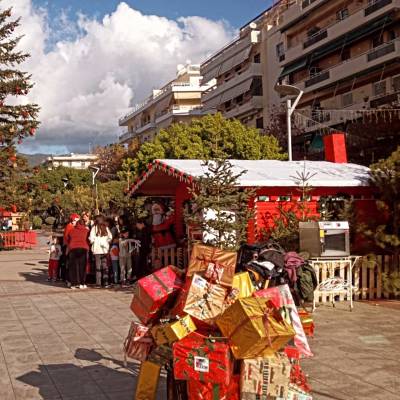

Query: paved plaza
[[0, 247, 399, 399]]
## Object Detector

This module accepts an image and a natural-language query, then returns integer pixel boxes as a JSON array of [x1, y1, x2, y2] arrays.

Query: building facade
[[45, 153, 98, 170], [118, 65, 209, 145]]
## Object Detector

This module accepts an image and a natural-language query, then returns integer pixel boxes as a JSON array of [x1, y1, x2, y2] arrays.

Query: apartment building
[[118, 65, 209, 145], [265, 0, 400, 158], [45, 153, 98, 170], [200, 22, 265, 128]]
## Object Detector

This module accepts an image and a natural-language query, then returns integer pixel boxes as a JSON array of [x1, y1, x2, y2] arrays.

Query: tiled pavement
[[1, 248, 400, 399]]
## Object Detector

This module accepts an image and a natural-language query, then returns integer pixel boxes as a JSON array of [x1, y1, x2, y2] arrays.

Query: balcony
[[202, 63, 262, 104], [365, 0, 392, 16], [119, 131, 134, 143], [302, 0, 319, 9], [367, 42, 396, 61], [281, 0, 400, 65], [370, 92, 399, 107], [296, 39, 400, 92], [223, 96, 263, 119], [155, 105, 203, 123], [136, 122, 156, 134]]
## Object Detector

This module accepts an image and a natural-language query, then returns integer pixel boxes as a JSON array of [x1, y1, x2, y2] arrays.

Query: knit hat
[[70, 213, 80, 222]]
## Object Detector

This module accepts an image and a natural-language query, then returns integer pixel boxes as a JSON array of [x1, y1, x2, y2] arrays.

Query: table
[[310, 256, 361, 311]]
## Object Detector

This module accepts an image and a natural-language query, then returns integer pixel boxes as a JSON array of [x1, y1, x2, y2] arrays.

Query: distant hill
[[18, 153, 50, 167]]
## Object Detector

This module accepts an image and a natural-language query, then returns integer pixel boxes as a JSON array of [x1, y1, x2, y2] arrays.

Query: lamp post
[[274, 83, 303, 161], [88, 166, 100, 215]]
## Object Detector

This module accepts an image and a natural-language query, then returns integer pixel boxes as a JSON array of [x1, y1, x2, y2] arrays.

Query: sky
[[5, 0, 273, 155]]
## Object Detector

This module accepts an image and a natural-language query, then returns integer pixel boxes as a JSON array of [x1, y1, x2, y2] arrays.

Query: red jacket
[[67, 224, 89, 251]]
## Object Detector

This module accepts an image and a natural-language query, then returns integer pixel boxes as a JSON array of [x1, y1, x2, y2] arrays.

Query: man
[[133, 219, 152, 279], [62, 213, 80, 285]]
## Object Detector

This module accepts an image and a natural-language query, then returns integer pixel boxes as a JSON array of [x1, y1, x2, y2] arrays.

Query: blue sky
[[33, 0, 273, 29]]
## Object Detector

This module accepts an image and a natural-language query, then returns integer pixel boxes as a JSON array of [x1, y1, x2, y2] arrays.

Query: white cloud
[[4, 0, 235, 153]]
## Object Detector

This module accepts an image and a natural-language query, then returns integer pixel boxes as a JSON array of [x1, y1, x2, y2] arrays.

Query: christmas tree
[[186, 159, 255, 251], [0, 4, 40, 209]]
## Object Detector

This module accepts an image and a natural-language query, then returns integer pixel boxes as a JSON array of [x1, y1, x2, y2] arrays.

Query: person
[[62, 213, 80, 285], [119, 228, 139, 285], [132, 219, 152, 279], [89, 215, 112, 288], [66, 219, 89, 289], [110, 237, 120, 285], [81, 211, 93, 229], [107, 217, 119, 240], [48, 236, 61, 282]]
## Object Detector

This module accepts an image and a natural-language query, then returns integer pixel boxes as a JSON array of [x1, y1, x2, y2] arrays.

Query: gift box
[[147, 344, 173, 366], [290, 363, 311, 394], [287, 385, 313, 400], [240, 354, 291, 399], [254, 285, 313, 357], [182, 274, 228, 324], [134, 360, 161, 400], [216, 297, 295, 359], [123, 321, 153, 364], [188, 244, 237, 287], [130, 265, 184, 324], [187, 375, 239, 400], [173, 332, 233, 385], [151, 314, 197, 345], [226, 272, 256, 305], [298, 310, 315, 338]]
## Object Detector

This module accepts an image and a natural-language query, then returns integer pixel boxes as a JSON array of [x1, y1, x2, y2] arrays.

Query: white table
[[310, 256, 361, 311]]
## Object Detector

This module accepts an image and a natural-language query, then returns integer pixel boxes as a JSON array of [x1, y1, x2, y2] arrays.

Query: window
[[387, 30, 396, 41], [256, 117, 264, 129], [68, 161, 73, 167], [341, 47, 351, 61], [251, 77, 263, 96], [307, 27, 321, 38], [276, 42, 284, 60], [253, 53, 261, 63], [309, 66, 321, 77], [342, 92, 353, 107], [393, 75, 400, 92], [373, 80, 387, 96], [224, 100, 232, 110], [336, 8, 349, 21], [372, 33, 383, 48], [235, 94, 244, 105]]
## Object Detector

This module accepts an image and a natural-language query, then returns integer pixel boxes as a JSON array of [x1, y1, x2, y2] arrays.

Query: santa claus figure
[[151, 202, 176, 249]]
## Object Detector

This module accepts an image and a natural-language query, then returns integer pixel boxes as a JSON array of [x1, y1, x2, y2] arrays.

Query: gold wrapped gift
[[151, 314, 197, 345], [183, 274, 228, 323], [135, 361, 161, 400], [188, 244, 237, 287], [216, 297, 295, 359], [240, 354, 291, 399], [232, 272, 256, 298]]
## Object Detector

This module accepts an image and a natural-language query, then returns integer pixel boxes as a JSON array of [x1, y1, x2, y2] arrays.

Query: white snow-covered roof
[[156, 159, 371, 187]]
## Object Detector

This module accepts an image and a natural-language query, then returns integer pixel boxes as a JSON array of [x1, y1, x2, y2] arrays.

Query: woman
[[66, 219, 89, 289], [89, 215, 112, 288]]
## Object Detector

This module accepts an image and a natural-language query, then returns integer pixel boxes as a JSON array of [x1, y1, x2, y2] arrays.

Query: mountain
[[18, 153, 50, 167]]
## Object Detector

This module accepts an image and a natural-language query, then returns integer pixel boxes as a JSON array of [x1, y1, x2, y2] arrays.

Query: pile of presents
[[124, 244, 315, 400]]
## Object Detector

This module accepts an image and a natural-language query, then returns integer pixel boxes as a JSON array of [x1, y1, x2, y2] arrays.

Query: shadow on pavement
[[16, 348, 167, 399]]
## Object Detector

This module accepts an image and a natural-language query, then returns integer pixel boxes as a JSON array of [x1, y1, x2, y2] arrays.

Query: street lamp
[[274, 83, 303, 161], [88, 165, 100, 215]]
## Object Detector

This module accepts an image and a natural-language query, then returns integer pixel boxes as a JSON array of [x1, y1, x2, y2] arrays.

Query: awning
[[154, 93, 172, 114], [220, 79, 253, 103], [280, 57, 308, 78], [218, 46, 252, 76], [202, 92, 223, 110]]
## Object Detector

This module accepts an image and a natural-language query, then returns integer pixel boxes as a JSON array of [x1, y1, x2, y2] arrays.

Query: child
[[110, 237, 120, 285], [119, 229, 140, 285], [48, 236, 62, 282]]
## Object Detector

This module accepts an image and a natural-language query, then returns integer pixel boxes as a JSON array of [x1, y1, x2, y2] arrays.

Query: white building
[[45, 153, 98, 170]]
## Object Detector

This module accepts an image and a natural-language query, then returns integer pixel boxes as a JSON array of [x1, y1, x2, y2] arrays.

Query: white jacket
[[89, 226, 112, 255]]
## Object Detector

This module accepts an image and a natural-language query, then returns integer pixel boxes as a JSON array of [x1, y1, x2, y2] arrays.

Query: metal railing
[[305, 71, 330, 88], [303, 29, 327, 48], [365, 0, 392, 16], [367, 42, 396, 62]]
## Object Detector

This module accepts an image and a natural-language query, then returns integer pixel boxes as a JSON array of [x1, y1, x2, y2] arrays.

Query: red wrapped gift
[[187, 375, 239, 400], [173, 332, 233, 385], [123, 321, 154, 364], [130, 266, 184, 324]]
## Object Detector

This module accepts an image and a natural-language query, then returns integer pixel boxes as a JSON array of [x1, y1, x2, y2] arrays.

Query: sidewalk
[[0, 248, 399, 399]]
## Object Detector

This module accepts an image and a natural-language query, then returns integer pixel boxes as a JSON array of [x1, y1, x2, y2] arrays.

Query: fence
[[313, 255, 400, 304], [151, 247, 188, 269], [0, 231, 37, 250]]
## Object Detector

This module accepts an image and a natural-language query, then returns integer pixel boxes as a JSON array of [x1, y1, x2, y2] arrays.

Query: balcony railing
[[303, 29, 328, 48], [305, 71, 330, 88], [302, 0, 318, 9], [367, 42, 396, 62], [370, 92, 399, 107], [365, 0, 392, 16]]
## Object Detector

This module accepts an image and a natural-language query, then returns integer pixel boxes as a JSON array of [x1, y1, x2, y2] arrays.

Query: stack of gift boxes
[[125, 244, 314, 400]]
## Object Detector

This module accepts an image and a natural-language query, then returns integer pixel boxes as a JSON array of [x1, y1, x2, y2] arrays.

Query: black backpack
[[295, 262, 318, 302]]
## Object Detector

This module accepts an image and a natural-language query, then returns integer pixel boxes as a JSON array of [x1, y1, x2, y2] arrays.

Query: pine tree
[[185, 159, 255, 251], [0, 5, 40, 208]]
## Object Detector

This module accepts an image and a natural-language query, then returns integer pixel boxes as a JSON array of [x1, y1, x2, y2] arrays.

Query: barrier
[[151, 246, 188, 269], [0, 231, 37, 250]]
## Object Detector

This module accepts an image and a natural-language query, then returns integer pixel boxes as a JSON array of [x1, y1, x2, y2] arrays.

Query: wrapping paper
[[182, 274, 228, 323], [147, 344, 173, 366], [287, 385, 313, 400], [216, 297, 295, 359], [298, 310, 315, 338], [187, 375, 239, 400], [173, 332, 233, 385], [130, 265, 184, 324], [290, 363, 312, 393], [240, 354, 291, 399], [226, 272, 256, 305], [123, 321, 153, 362], [134, 361, 161, 400], [254, 285, 313, 357], [151, 315, 197, 345], [188, 244, 237, 287]]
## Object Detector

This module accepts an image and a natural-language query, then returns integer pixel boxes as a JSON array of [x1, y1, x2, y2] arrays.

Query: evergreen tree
[[185, 159, 255, 251], [0, 5, 40, 208]]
